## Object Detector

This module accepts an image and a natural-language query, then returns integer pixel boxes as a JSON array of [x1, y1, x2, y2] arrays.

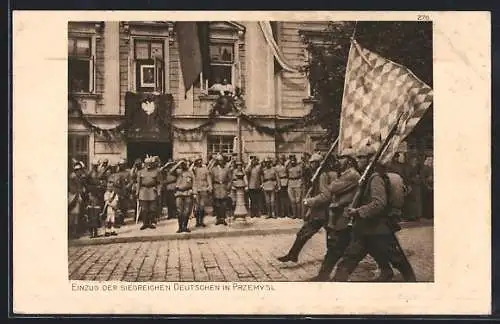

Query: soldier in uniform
[[277, 153, 336, 263], [136, 157, 162, 230], [332, 146, 417, 282], [245, 156, 263, 218], [275, 155, 290, 218], [87, 159, 101, 202], [115, 158, 131, 226], [68, 162, 86, 239], [193, 155, 212, 227], [96, 159, 110, 207], [161, 159, 178, 219], [261, 157, 280, 219], [175, 159, 195, 233], [210, 154, 232, 225], [287, 155, 304, 219]]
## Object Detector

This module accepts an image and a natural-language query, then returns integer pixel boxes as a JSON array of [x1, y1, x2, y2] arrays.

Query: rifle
[[347, 112, 405, 227], [303, 136, 339, 220]]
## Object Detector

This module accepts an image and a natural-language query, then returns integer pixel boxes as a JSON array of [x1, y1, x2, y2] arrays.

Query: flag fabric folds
[[175, 22, 203, 97], [258, 21, 301, 73], [337, 40, 433, 164]]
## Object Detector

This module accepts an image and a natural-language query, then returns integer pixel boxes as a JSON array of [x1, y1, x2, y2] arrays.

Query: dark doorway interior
[[127, 141, 173, 167]]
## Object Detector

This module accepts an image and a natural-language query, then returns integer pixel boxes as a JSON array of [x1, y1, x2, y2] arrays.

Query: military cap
[[73, 163, 83, 171], [118, 158, 127, 165], [91, 158, 99, 165], [215, 154, 224, 161], [195, 155, 203, 162], [102, 158, 109, 164]]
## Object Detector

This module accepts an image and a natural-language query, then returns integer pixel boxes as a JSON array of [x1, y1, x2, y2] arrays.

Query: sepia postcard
[[12, 10, 491, 315]]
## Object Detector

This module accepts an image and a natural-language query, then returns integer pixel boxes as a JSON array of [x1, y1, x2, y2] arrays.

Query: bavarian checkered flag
[[338, 40, 433, 163]]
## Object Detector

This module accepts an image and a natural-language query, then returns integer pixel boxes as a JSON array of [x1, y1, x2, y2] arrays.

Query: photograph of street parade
[[68, 20, 434, 283]]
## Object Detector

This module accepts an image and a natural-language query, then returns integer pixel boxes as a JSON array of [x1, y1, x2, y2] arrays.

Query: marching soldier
[[136, 157, 162, 230], [210, 154, 232, 225], [261, 157, 280, 219], [193, 155, 212, 227], [245, 156, 263, 218], [277, 153, 336, 263], [275, 155, 290, 218], [332, 146, 417, 282], [175, 159, 195, 233], [287, 155, 304, 219], [302, 152, 363, 280]]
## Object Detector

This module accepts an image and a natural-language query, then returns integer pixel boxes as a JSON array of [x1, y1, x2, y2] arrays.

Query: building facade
[[68, 21, 432, 167]]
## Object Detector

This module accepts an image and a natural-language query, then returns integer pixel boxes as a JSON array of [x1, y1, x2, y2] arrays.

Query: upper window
[[134, 39, 165, 93], [207, 42, 235, 93], [68, 37, 94, 93]]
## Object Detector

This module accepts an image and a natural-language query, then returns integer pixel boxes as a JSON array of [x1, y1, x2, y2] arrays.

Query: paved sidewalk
[[69, 213, 433, 247], [68, 225, 434, 282]]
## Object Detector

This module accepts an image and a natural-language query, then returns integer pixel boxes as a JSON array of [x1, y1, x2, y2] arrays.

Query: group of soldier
[[67, 150, 321, 239], [68, 144, 428, 282], [276, 144, 423, 282]]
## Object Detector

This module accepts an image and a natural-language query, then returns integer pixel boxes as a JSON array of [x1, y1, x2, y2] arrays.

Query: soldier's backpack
[[381, 172, 408, 211]]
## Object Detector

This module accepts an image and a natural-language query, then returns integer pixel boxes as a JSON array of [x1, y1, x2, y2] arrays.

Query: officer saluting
[[136, 157, 162, 230], [192, 155, 212, 227], [210, 154, 231, 226], [174, 159, 195, 233]]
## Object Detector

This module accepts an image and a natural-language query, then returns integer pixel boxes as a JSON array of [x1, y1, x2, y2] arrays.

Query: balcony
[[68, 92, 101, 115], [195, 94, 239, 117]]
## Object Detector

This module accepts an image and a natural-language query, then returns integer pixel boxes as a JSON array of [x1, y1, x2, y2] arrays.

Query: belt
[[264, 178, 276, 181], [289, 177, 301, 180], [214, 181, 226, 184], [141, 184, 156, 188]]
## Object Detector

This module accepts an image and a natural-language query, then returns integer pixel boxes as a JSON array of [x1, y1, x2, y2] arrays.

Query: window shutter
[[89, 55, 95, 93]]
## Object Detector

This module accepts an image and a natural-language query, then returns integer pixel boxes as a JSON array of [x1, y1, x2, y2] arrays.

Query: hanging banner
[[125, 92, 174, 142]]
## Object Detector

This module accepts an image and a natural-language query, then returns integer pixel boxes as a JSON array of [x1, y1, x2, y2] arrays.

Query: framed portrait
[[140, 64, 155, 88]]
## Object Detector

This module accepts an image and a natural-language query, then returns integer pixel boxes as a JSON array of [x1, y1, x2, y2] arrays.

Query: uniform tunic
[[68, 172, 85, 225], [333, 172, 416, 282], [262, 167, 279, 191], [210, 165, 231, 221], [175, 169, 195, 223]]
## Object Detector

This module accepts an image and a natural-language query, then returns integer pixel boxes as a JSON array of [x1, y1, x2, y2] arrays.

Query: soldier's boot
[[307, 249, 342, 281], [374, 265, 394, 282], [266, 203, 274, 219], [176, 216, 183, 233], [199, 209, 206, 227], [277, 236, 307, 263], [182, 216, 191, 233], [394, 260, 417, 282], [332, 262, 357, 282]]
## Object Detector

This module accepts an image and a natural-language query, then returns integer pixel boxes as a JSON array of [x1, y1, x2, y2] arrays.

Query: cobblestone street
[[69, 225, 433, 282]]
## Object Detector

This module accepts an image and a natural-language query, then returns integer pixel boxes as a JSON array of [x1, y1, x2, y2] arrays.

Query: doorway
[[127, 141, 173, 167]]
